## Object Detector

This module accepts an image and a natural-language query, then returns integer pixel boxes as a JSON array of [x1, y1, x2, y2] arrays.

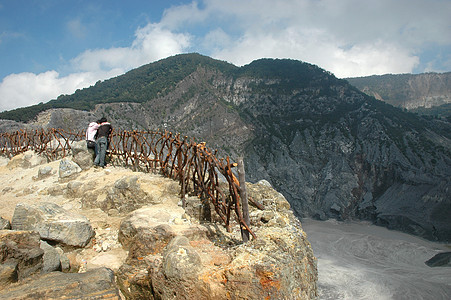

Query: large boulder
[[71, 140, 94, 170], [162, 236, 202, 279], [58, 158, 82, 182], [70, 140, 89, 156], [0, 230, 44, 287], [0, 267, 121, 299], [101, 176, 157, 215], [149, 236, 205, 299], [425, 252, 451, 267], [117, 205, 205, 254], [11, 202, 94, 247]]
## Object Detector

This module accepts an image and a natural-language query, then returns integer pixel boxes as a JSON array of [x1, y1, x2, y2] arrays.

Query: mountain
[[1, 53, 450, 241], [346, 72, 451, 113]]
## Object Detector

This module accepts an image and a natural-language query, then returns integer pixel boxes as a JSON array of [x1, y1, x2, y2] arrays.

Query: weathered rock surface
[[102, 176, 157, 214], [0, 260, 18, 287], [0, 216, 11, 230], [71, 140, 95, 170], [0, 152, 318, 299], [55, 246, 71, 272], [0, 230, 43, 285], [425, 252, 451, 267], [0, 267, 121, 299], [58, 158, 82, 182], [11, 202, 94, 247], [116, 181, 318, 299], [117, 204, 207, 255], [6, 150, 47, 169], [0, 156, 9, 166], [34, 165, 53, 180], [40, 241, 62, 273], [347, 72, 451, 110]]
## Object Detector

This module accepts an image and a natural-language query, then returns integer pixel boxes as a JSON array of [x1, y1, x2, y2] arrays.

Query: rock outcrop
[[346, 72, 451, 109], [0, 267, 121, 299], [117, 205, 197, 251], [11, 202, 94, 247], [0, 230, 44, 286], [102, 176, 157, 214], [116, 181, 318, 299], [34, 166, 54, 180], [0, 217, 10, 230], [40, 241, 69, 273], [425, 252, 451, 267], [58, 158, 82, 182], [71, 140, 95, 170], [0, 151, 318, 299]]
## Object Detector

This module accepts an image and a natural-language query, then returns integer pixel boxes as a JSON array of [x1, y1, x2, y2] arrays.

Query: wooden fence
[[0, 128, 255, 239]]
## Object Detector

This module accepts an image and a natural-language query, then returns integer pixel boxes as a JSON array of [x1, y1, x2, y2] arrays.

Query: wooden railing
[[0, 128, 256, 239]]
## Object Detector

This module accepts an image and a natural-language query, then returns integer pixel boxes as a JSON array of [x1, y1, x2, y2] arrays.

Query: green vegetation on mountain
[[0, 53, 237, 122], [412, 103, 451, 122], [1, 54, 351, 123]]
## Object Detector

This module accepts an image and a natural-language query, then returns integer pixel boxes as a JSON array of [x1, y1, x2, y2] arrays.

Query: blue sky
[[1, 0, 450, 112]]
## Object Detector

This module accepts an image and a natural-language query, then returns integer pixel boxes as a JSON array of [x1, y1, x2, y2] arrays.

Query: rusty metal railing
[[0, 128, 256, 239]]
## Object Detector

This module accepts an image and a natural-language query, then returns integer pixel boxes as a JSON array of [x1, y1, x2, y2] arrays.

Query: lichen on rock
[[116, 181, 318, 299]]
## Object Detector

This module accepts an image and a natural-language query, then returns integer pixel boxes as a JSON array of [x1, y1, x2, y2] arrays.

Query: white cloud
[[209, 27, 420, 77], [202, 28, 232, 53], [155, 0, 448, 77], [0, 23, 191, 112], [0, 70, 117, 112], [70, 23, 191, 73], [132, 23, 191, 62], [160, 1, 209, 29], [192, 0, 445, 77], [330, 42, 420, 77]]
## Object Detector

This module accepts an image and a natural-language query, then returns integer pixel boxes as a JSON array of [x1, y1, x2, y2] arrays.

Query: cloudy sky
[[0, 0, 450, 112]]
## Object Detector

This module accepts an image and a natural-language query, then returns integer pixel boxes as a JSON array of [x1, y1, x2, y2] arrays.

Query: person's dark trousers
[[94, 136, 107, 167], [87, 140, 98, 160]]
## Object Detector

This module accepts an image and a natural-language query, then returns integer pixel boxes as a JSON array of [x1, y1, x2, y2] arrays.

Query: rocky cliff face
[[2, 55, 450, 242], [220, 68, 451, 242], [346, 72, 451, 109]]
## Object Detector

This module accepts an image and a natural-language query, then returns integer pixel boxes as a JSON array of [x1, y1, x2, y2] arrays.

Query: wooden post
[[237, 157, 250, 242], [178, 149, 186, 208]]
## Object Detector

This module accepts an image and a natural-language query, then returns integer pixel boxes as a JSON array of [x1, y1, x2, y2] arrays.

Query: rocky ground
[[0, 143, 318, 299]]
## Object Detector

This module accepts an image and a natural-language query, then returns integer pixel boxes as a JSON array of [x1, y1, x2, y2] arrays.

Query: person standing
[[94, 117, 112, 168], [86, 120, 100, 158]]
